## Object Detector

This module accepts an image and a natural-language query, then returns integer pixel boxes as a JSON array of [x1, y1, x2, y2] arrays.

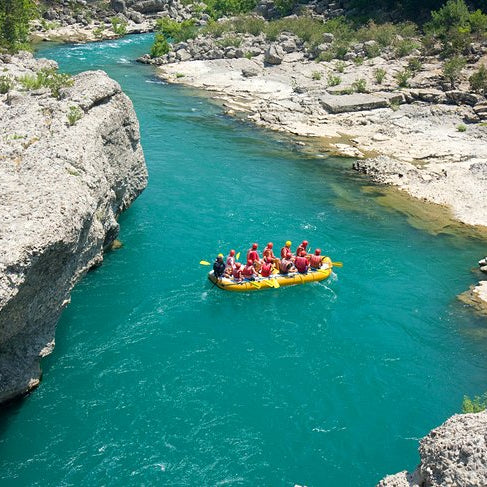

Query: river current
[[1, 34, 486, 486]]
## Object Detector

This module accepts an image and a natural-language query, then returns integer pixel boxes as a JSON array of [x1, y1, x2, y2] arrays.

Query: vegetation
[[456, 123, 467, 131], [408, 57, 423, 73], [17, 67, 73, 98], [374, 68, 386, 84], [311, 71, 321, 80], [469, 65, 487, 94], [150, 33, 170, 58], [110, 17, 127, 36], [67, 105, 83, 126], [0, 0, 37, 52], [204, 0, 257, 19], [462, 393, 487, 413], [335, 60, 346, 73], [352, 78, 367, 92], [442, 55, 466, 88], [0, 74, 13, 94], [395, 68, 412, 87], [155, 18, 197, 43], [327, 73, 341, 86]]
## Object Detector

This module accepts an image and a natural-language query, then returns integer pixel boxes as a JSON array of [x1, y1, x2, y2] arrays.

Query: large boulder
[[264, 44, 284, 65]]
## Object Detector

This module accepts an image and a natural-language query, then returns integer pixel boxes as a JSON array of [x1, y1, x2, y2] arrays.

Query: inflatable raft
[[208, 257, 334, 292]]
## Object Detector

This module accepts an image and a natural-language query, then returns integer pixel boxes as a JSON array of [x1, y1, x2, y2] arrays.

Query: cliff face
[[0, 52, 148, 403], [378, 411, 487, 487]]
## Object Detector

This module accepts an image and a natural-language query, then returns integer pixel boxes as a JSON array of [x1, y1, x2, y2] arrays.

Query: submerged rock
[[0, 53, 148, 403]]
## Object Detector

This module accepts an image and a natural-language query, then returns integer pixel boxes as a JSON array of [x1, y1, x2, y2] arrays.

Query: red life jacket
[[233, 267, 242, 279], [242, 265, 254, 277], [247, 250, 260, 263], [261, 262, 272, 277], [263, 248, 275, 262], [295, 256, 308, 273], [280, 247, 292, 259], [296, 245, 307, 256], [310, 254, 323, 268], [226, 256, 235, 268]]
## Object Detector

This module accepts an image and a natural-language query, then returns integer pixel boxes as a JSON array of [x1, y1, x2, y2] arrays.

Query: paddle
[[332, 262, 343, 267], [200, 260, 211, 266], [236, 252, 240, 260], [250, 280, 261, 289], [271, 278, 280, 288]]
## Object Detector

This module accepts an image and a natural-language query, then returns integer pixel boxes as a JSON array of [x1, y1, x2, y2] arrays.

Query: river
[[1, 33, 486, 486]]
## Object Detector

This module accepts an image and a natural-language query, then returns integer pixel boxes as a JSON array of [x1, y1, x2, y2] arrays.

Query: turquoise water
[[1, 34, 487, 486]]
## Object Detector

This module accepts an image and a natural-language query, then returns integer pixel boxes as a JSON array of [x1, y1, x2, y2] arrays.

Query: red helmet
[[230, 249, 235, 256], [315, 248, 321, 255], [252, 243, 258, 250], [247, 260, 253, 266], [236, 262, 241, 268], [300, 250, 306, 256], [267, 242, 273, 248], [302, 240, 308, 247]]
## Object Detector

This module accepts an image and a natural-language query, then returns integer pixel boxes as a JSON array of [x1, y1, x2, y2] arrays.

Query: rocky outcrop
[[0, 52, 147, 403], [378, 411, 487, 487]]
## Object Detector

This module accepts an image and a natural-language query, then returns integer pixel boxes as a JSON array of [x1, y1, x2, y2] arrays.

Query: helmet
[[300, 250, 306, 256], [302, 240, 308, 247], [252, 243, 258, 250], [285, 240, 291, 247], [236, 262, 241, 268], [315, 248, 321, 255], [267, 242, 273, 248], [218, 253, 223, 258], [247, 260, 253, 266], [230, 249, 235, 256]]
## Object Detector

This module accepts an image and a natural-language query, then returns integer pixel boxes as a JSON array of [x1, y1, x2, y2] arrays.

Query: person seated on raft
[[294, 250, 309, 274], [213, 254, 226, 280], [242, 259, 258, 280], [232, 262, 243, 282], [263, 242, 280, 267], [309, 248, 325, 269], [260, 260, 274, 278], [247, 243, 260, 263], [280, 240, 293, 261], [279, 256, 296, 274], [295, 240, 309, 257], [226, 249, 236, 269]]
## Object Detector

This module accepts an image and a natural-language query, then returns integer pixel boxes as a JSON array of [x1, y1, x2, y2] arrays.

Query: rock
[[126, 8, 144, 23], [281, 39, 297, 53], [473, 102, 487, 120], [322, 32, 335, 43], [445, 90, 482, 106], [242, 67, 258, 78], [320, 93, 392, 114], [470, 161, 487, 179], [378, 412, 487, 486], [110, 0, 126, 12], [176, 49, 191, 61], [0, 55, 147, 403], [264, 45, 284, 65]]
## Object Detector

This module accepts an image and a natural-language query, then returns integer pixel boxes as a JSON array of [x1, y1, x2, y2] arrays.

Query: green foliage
[[67, 105, 83, 126], [274, 0, 297, 16], [204, 0, 257, 19], [111, 17, 127, 36], [155, 18, 197, 42], [357, 21, 417, 48], [443, 55, 466, 88], [327, 73, 341, 86], [0, 74, 13, 94], [93, 26, 105, 38], [216, 35, 242, 48], [335, 60, 346, 73], [352, 78, 367, 93], [408, 57, 423, 73], [231, 15, 266, 36], [374, 67, 386, 84], [462, 393, 487, 413], [394, 39, 420, 58], [0, 0, 37, 52], [175, 72, 185, 78], [17, 67, 73, 98], [150, 33, 170, 58], [354, 56, 364, 65], [364, 42, 380, 58], [469, 64, 487, 94], [311, 70, 321, 80], [457, 123, 467, 132], [395, 68, 412, 87]]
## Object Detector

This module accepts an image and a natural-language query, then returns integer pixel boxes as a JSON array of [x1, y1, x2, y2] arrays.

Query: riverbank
[[0, 52, 147, 402]]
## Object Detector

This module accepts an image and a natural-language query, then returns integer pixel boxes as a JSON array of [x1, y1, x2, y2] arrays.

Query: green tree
[[0, 0, 36, 51]]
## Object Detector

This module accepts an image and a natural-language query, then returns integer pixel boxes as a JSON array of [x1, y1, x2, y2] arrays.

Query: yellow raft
[[208, 257, 333, 292]]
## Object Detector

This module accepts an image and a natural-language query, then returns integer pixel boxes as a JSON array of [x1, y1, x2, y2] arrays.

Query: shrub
[[176, 72, 185, 78], [394, 39, 420, 58], [408, 57, 422, 73], [327, 73, 341, 86], [150, 33, 170, 58], [111, 17, 127, 36], [0, 0, 37, 52], [469, 9, 487, 39], [216, 35, 242, 48], [462, 393, 487, 413], [354, 56, 364, 66], [312, 71, 321, 80], [469, 64, 487, 94], [364, 42, 380, 58], [443, 55, 466, 88], [93, 26, 104, 38], [17, 67, 73, 98], [395, 68, 411, 88], [352, 78, 367, 93], [155, 18, 197, 43], [335, 60, 346, 73], [231, 15, 266, 36], [0, 74, 13, 94], [274, 0, 297, 16], [374, 67, 386, 84], [457, 123, 467, 132], [205, 0, 257, 19], [67, 105, 83, 126]]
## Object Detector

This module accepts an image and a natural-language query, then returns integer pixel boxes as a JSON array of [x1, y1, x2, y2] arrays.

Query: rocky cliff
[[378, 411, 487, 487], [0, 52, 148, 403]]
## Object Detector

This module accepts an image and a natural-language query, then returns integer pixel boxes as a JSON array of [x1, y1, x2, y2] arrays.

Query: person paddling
[[310, 249, 324, 269], [213, 254, 226, 279], [295, 250, 309, 274], [232, 262, 243, 282], [226, 249, 236, 269], [263, 242, 279, 266], [280, 240, 293, 260], [242, 259, 258, 280], [296, 240, 308, 256], [247, 243, 260, 263], [260, 260, 273, 277]]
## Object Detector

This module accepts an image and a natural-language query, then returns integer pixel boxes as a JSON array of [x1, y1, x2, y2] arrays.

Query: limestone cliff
[[0, 52, 148, 403]]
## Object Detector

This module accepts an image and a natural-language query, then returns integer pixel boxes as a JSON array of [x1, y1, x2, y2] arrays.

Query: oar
[[236, 252, 240, 260], [331, 262, 343, 267], [272, 278, 280, 288], [200, 260, 211, 266], [250, 280, 261, 289]]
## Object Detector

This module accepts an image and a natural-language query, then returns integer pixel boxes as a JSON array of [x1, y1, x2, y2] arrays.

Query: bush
[[0, 0, 37, 51], [443, 55, 466, 88], [335, 60, 346, 73], [364, 42, 380, 58], [17, 67, 73, 98], [374, 67, 386, 84], [231, 15, 266, 36], [469, 64, 487, 94], [274, 0, 297, 16], [327, 73, 341, 86], [457, 123, 467, 132], [352, 78, 367, 93], [312, 71, 321, 80], [408, 57, 423, 73], [155, 18, 197, 43], [67, 105, 83, 126], [395, 68, 411, 87], [111, 17, 127, 36], [150, 33, 170, 58], [205, 0, 257, 19], [0, 74, 13, 94], [394, 39, 420, 58], [216, 35, 242, 48], [462, 393, 487, 413], [354, 56, 364, 65]]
